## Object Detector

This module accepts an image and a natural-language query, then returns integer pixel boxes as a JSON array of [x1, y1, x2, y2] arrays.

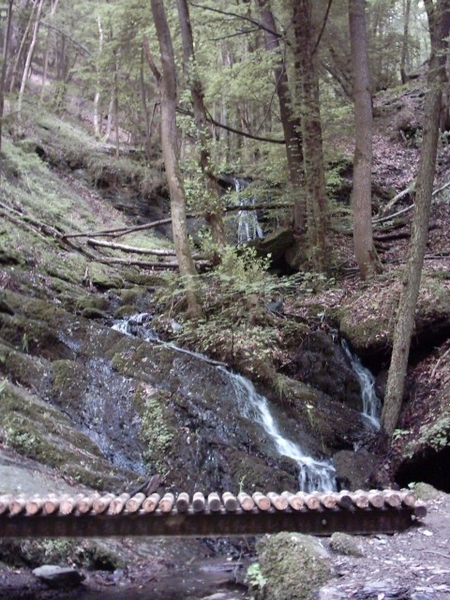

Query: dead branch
[[373, 204, 413, 225], [87, 238, 177, 256], [95, 256, 211, 270], [0, 202, 97, 257], [381, 181, 415, 215], [62, 217, 173, 240], [87, 238, 207, 260]]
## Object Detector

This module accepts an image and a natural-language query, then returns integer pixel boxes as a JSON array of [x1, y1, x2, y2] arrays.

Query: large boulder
[[247, 532, 333, 600]]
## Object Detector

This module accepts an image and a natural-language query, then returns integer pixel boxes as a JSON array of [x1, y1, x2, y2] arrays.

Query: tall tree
[[0, 0, 14, 154], [381, 0, 450, 438], [256, 0, 305, 231], [400, 0, 412, 84], [148, 0, 202, 318], [176, 0, 226, 250], [17, 0, 45, 128], [292, 0, 329, 270], [349, 0, 382, 279]]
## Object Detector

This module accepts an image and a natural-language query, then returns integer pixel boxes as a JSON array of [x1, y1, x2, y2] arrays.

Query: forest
[[0, 1, 450, 598]]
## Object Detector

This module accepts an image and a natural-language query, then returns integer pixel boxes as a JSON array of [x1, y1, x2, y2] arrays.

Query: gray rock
[[32, 565, 85, 588], [330, 532, 364, 557], [333, 448, 377, 490]]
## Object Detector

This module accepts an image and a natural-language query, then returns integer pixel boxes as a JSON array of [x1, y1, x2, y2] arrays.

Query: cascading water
[[342, 339, 382, 428], [222, 369, 337, 492], [234, 178, 263, 244], [112, 313, 336, 492]]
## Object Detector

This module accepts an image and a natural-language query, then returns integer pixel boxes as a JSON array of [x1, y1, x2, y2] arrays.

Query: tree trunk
[[93, 16, 104, 138], [349, 0, 382, 280], [381, 0, 450, 438], [9, 1, 36, 94], [17, 0, 45, 128], [0, 0, 14, 155], [176, 0, 226, 250], [292, 0, 329, 271], [400, 0, 411, 84], [257, 0, 305, 232], [40, 0, 60, 103], [149, 0, 202, 318]]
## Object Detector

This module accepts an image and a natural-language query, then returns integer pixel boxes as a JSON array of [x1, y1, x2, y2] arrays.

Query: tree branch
[[312, 0, 334, 55], [39, 20, 91, 56], [189, 2, 281, 39], [142, 35, 161, 83], [86, 237, 205, 259]]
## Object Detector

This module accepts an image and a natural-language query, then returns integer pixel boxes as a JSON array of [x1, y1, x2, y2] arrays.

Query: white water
[[234, 179, 263, 244], [342, 340, 382, 429], [223, 370, 337, 492], [113, 314, 337, 491]]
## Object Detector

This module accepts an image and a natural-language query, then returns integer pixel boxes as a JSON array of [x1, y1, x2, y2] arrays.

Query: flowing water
[[342, 339, 382, 428], [223, 369, 337, 492], [234, 178, 263, 243], [112, 313, 337, 491]]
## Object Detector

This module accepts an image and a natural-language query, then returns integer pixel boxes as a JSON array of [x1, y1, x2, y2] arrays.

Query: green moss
[[330, 532, 364, 557], [135, 384, 175, 476], [88, 263, 124, 289], [0, 539, 125, 570], [250, 533, 332, 600], [0, 381, 125, 489]]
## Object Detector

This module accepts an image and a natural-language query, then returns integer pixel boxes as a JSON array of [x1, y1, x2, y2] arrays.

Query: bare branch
[[189, 2, 281, 39], [142, 35, 161, 83], [87, 238, 205, 260]]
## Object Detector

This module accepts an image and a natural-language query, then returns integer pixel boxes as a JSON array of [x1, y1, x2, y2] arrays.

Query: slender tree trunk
[[349, 0, 382, 279], [400, 0, 411, 84], [293, 0, 329, 271], [257, 0, 305, 232], [139, 47, 152, 161], [149, 0, 202, 318], [40, 0, 59, 103], [9, 0, 36, 93], [0, 0, 14, 155], [113, 50, 120, 158], [93, 16, 104, 138], [381, 0, 450, 438], [17, 0, 45, 128], [176, 0, 226, 249]]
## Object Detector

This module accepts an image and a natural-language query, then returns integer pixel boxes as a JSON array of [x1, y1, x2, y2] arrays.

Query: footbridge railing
[[0, 489, 426, 538]]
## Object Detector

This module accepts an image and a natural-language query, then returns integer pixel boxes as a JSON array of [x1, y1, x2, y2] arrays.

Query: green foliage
[[392, 428, 409, 443], [153, 245, 286, 376], [246, 562, 267, 597], [417, 414, 450, 451]]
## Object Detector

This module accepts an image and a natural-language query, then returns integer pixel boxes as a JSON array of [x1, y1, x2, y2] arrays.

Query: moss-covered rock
[[248, 532, 333, 600], [0, 381, 130, 489], [330, 532, 364, 557]]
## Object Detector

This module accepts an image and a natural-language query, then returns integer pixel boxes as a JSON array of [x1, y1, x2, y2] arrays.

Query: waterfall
[[112, 314, 336, 492], [234, 178, 263, 244], [222, 370, 337, 493], [112, 312, 158, 342], [342, 340, 382, 429]]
